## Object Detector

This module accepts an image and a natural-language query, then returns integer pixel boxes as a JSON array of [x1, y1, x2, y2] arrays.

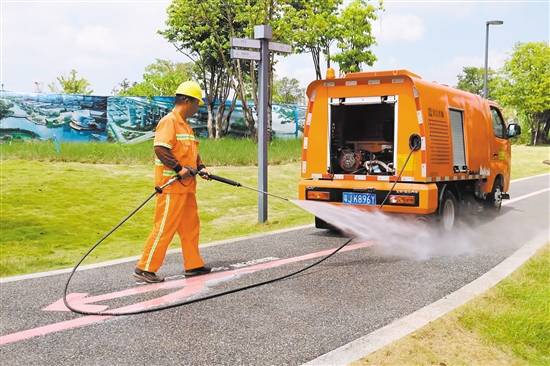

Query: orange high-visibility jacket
[[153, 109, 199, 193]]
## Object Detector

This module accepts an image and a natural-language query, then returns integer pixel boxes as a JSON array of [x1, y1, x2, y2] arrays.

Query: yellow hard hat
[[175, 81, 204, 106]]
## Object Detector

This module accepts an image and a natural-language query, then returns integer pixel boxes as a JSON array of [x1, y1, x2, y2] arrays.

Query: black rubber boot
[[184, 266, 212, 277], [133, 268, 165, 283]]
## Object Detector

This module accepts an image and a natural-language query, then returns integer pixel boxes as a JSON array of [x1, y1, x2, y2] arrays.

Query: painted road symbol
[[0, 242, 371, 346]]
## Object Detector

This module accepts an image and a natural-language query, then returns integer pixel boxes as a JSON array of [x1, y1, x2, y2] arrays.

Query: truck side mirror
[[507, 123, 521, 138]]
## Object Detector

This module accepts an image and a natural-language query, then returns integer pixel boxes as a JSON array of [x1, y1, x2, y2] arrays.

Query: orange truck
[[297, 70, 521, 230]]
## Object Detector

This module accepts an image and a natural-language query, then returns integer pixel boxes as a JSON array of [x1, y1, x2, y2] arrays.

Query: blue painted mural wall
[[0, 92, 306, 143]]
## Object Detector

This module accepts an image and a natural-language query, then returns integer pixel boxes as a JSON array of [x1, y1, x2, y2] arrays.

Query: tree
[[161, 0, 235, 138], [273, 76, 304, 104], [112, 78, 134, 96], [286, 0, 380, 79], [456, 66, 500, 99], [495, 42, 550, 145], [230, 0, 293, 140], [332, 0, 378, 74], [48, 69, 93, 95], [161, 0, 291, 140], [117, 60, 193, 97], [286, 0, 342, 80]]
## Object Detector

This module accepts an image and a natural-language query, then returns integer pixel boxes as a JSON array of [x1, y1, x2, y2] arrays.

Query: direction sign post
[[231, 25, 291, 223], [254, 25, 271, 224]]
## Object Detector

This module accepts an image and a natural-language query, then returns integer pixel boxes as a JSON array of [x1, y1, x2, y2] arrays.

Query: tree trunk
[[541, 111, 550, 144], [213, 73, 232, 139], [232, 60, 256, 139], [206, 103, 215, 139], [326, 44, 331, 69], [533, 118, 541, 146], [310, 47, 322, 80], [223, 94, 238, 135], [214, 108, 224, 139]]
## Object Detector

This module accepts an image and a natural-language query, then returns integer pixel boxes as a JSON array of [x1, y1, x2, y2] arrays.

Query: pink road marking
[[1, 241, 372, 346]]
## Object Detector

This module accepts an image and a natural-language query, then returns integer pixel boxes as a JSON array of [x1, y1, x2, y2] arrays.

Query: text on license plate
[[342, 192, 377, 205]]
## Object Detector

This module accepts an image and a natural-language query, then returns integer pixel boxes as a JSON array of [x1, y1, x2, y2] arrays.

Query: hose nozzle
[[203, 172, 242, 187]]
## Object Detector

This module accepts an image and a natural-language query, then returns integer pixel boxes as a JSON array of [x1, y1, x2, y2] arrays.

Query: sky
[[1, 0, 548, 95]]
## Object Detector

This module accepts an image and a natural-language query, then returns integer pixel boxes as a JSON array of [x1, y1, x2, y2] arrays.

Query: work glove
[[197, 164, 211, 180], [178, 166, 198, 179]]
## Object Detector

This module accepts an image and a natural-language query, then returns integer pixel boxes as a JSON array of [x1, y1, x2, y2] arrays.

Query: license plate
[[342, 192, 377, 205]]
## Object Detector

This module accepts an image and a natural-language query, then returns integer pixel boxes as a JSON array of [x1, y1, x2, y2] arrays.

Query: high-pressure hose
[[64, 137, 420, 317], [63, 168, 349, 317], [379, 134, 422, 208]]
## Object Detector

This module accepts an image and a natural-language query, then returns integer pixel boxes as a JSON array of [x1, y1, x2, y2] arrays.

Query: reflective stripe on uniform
[[154, 159, 164, 166], [176, 134, 197, 142], [145, 194, 171, 271], [162, 170, 177, 177]]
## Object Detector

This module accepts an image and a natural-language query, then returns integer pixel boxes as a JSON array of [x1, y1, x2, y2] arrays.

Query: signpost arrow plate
[[231, 37, 261, 49], [230, 48, 261, 61], [269, 41, 292, 54]]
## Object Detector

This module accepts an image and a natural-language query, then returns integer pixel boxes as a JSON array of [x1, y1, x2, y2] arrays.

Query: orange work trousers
[[137, 192, 204, 273]]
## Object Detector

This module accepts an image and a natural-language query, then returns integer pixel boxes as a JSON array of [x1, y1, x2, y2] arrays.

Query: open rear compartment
[[329, 96, 397, 176]]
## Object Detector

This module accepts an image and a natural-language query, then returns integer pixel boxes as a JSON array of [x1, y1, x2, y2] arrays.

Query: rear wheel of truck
[[486, 179, 504, 213], [438, 190, 458, 231], [315, 217, 339, 232]]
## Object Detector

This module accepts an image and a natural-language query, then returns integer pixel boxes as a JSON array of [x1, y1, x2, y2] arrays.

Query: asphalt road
[[1, 174, 548, 365]]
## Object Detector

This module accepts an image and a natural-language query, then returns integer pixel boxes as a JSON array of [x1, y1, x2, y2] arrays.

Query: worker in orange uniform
[[134, 81, 211, 283]]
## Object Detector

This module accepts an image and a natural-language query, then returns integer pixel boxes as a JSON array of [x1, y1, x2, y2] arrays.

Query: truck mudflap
[[298, 179, 439, 215]]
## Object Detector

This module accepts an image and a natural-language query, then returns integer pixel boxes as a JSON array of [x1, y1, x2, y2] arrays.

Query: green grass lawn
[[511, 145, 550, 179], [354, 244, 550, 366], [0, 143, 548, 277], [0, 160, 311, 276], [0, 138, 302, 166], [459, 244, 550, 365]]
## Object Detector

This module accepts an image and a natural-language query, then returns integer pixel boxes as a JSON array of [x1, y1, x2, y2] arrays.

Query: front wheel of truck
[[485, 178, 504, 213]]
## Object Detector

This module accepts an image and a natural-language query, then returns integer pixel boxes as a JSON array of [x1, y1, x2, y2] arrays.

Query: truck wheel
[[438, 190, 458, 231], [315, 217, 339, 232], [486, 180, 504, 212]]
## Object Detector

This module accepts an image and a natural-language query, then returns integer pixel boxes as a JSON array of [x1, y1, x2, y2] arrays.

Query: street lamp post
[[483, 20, 503, 98]]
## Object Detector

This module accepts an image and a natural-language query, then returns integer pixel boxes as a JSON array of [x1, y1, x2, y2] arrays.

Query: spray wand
[[193, 168, 289, 202]]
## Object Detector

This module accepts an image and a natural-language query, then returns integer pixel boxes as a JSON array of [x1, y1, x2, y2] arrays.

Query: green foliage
[[456, 66, 500, 99], [287, 0, 343, 79], [332, 0, 378, 74], [495, 42, 550, 145], [117, 59, 194, 97], [273, 77, 305, 104], [161, 0, 230, 66], [497, 42, 550, 113], [161, 0, 237, 137], [286, 0, 380, 78], [48, 69, 93, 95]]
